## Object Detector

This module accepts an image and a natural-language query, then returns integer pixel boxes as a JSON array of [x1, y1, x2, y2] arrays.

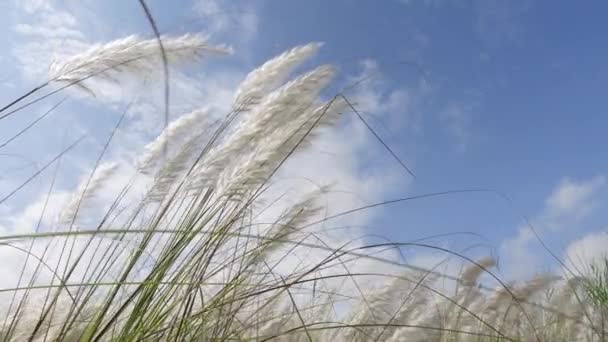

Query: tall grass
[[0, 27, 606, 342], [584, 258, 608, 308]]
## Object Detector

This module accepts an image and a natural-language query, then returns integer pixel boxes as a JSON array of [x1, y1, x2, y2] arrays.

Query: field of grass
[[0, 7, 607, 341]]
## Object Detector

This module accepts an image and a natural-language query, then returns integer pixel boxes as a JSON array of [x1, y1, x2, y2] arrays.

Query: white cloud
[[14, 0, 52, 13], [564, 231, 608, 276], [545, 176, 606, 221], [11, 0, 89, 80], [349, 60, 411, 115], [3, 192, 70, 235], [346, 59, 423, 143], [13, 23, 84, 39], [194, 0, 259, 44], [501, 176, 605, 279], [500, 226, 542, 279]]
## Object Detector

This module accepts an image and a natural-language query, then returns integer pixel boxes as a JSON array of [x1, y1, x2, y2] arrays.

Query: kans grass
[[0, 28, 606, 342]]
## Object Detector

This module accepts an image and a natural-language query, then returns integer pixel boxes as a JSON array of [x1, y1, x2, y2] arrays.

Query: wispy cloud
[[396, 0, 533, 46], [347, 59, 425, 139], [11, 0, 89, 80], [193, 0, 259, 44], [473, 0, 532, 46], [440, 101, 477, 152]]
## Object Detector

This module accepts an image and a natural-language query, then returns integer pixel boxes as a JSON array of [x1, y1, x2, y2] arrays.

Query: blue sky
[[1, 0, 608, 282]]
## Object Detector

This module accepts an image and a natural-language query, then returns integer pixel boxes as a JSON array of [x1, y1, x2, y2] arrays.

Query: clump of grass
[[0, 25, 607, 342], [585, 258, 608, 308], [582, 257, 608, 341]]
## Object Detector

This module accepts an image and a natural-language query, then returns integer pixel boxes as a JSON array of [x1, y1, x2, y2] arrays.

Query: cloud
[[346, 59, 425, 143], [14, 0, 53, 13], [13, 23, 84, 39], [193, 0, 259, 44], [545, 176, 606, 222], [440, 101, 476, 152], [473, 0, 532, 46], [500, 226, 542, 280], [349, 60, 411, 115], [564, 231, 608, 276], [395, 0, 532, 46], [2, 191, 70, 235], [501, 176, 605, 279], [11, 0, 89, 80]]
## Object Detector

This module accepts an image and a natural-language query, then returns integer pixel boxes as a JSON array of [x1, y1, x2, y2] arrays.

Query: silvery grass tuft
[[0, 34, 231, 119], [234, 42, 323, 108], [58, 162, 118, 224], [0, 31, 607, 342], [137, 108, 210, 174], [49, 34, 231, 88]]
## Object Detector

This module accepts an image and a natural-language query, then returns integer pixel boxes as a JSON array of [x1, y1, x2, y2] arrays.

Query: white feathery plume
[[512, 274, 560, 302], [227, 63, 336, 154], [460, 257, 496, 287], [248, 188, 325, 267], [137, 108, 209, 174], [49, 34, 231, 86], [552, 277, 584, 316], [255, 301, 295, 338], [188, 65, 337, 193], [440, 259, 497, 339], [59, 162, 118, 224], [445, 289, 486, 341], [485, 283, 515, 312], [145, 130, 211, 203], [214, 98, 344, 200], [477, 275, 559, 339], [387, 296, 444, 342], [239, 64, 337, 138], [234, 42, 323, 108], [387, 274, 455, 340], [340, 272, 436, 342]]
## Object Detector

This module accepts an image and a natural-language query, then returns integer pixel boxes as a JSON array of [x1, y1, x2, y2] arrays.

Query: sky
[[0, 0, 608, 284]]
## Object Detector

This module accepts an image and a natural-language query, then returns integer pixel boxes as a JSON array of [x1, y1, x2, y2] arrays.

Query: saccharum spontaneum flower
[[49, 34, 231, 90]]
